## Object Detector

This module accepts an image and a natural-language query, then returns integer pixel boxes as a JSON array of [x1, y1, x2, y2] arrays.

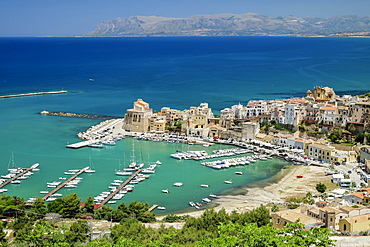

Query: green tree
[[65, 220, 89, 245], [0, 222, 7, 246], [316, 183, 327, 194], [82, 196, 95, 214], [197, 221, 335, 247], [14, 220, 67, 246], [62, 193, 81, 218], [29, 197, 47, 219], [47, 198, 64, 214]]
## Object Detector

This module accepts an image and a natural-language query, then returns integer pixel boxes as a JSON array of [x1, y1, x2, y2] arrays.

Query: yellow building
[[339, 214, 370, 233], [307, 142, 357, 163]]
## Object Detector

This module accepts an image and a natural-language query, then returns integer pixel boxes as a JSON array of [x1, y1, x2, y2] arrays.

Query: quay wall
[[0, 90, 67, 99], [41, 111, 122, 120]]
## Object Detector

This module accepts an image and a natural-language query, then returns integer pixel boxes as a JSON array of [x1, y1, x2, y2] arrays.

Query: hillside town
[[109, 86, 370, 236]]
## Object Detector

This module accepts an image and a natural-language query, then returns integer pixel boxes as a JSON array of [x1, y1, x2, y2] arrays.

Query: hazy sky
[[1, 0, 369, 36]]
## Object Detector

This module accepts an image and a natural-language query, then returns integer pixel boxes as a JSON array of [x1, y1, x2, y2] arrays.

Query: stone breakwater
[[0, 90, 67, 98], [40, 111, 121, 120]]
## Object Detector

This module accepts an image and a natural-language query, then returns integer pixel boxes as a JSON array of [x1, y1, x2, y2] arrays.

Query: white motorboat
[[200, 184, 210, 188], [235, 171, 243, 175], [155, 161, 162, 165], [224, 180, 233, 184], [40, 191, 49, 194], [115, 170, 133, 176], [173, 182, 183, 187], [141, 168, 155, 174], [209, 193, 217, 198], [107, 201, 116, 204], [202, 198, 211, 203], [102, 140, 116, 146], [157, 206, 166, 210], [11, 180, 21, 184], [162, 189, 170, 193], [89, 143, 103, 148]]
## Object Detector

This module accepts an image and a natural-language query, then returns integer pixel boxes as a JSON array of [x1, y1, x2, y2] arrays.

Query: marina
[[41, 167, 90, 201], [97, 169, 142, 207], [0, 163, 39, 189]]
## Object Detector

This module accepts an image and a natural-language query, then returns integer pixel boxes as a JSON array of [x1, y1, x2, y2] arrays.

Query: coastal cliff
[[88, 13, 370, 37]]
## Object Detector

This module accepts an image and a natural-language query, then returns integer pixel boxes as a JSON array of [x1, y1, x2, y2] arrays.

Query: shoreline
[[166, 164, 332, 218]]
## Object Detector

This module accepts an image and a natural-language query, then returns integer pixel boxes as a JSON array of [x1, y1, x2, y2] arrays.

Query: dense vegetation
[[0, 193, 335, 246]]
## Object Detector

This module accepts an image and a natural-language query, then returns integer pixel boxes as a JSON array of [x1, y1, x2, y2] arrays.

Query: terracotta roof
[[320, 106, 337, 111], [349, 192, 365, 199]]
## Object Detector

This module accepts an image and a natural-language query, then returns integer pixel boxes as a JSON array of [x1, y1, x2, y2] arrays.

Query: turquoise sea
[[1, 36, 370, 214]]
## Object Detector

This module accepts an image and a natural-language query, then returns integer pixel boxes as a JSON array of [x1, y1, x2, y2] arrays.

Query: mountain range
[[87, 13, 370, 37]]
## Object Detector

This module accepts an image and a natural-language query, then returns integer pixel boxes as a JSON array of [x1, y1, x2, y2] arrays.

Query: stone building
[[306, 87, 336, 102], [122, 99, 153, 133]]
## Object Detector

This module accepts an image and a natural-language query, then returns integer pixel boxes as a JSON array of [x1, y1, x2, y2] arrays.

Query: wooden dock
[[42, 168, 88, 201], [98, 169, 142, 208], [148, 205, 158, 212], [0, 90, 67, 99], [0, 166, 37, 188]]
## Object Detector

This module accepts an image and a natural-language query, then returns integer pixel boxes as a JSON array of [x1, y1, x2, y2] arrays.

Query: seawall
[[0, 90, 67, 99], [40, 111, 121, 120]]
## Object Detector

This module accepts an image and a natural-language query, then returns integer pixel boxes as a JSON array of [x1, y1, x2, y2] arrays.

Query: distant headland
[[87, 13, 370, 37]]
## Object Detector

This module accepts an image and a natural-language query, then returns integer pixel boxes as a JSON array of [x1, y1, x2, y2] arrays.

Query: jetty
[[66, 140, 101, 149], [98, 169, 142, 208], [42, 167, 89, 201], [0, 90, 67, 99], [0, 164, 39, 188], [40, 111, 121, 120]]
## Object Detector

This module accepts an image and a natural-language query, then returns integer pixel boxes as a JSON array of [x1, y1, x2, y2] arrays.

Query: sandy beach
[[173, 164, 332, 218]]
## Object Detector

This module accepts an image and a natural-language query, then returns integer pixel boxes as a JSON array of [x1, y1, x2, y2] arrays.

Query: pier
[[66, 140, 101, 149], [0, 166, 37, 188], [40, 111, 121, 120], [148, 205, 158, 212], [0, 90, 67, 99], [42, 167, 88, 201], [98, 169, 142, 208]]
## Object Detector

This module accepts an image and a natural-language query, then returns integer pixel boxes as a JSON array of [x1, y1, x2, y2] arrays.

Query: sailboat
[[85, 157, 96, 173], [116, 159, 133, 176]]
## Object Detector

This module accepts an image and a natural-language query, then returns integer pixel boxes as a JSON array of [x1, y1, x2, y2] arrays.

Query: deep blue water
[[0, 36, 369, 213]]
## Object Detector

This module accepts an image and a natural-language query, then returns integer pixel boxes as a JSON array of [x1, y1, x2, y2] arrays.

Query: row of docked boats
[[0, 163, 40, 189], [93, 179, 135, 204], [88, 137, 123, 148], [200, 155, 270, 169], [170, 148, 251, 160]]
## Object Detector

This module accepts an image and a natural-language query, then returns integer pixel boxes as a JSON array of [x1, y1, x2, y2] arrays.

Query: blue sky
[[0, 0, 369, 36]]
